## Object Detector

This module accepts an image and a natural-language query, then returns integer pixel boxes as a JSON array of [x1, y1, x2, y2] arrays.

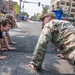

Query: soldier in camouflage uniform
[[28, 12, 75, 70]]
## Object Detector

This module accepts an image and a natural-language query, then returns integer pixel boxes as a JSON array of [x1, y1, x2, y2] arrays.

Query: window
[[9, 5, 13, 10], [70, 14, 74, 18], [2, 4, 6, 10], [61, 1, 65, 5], [62, 13, 69, 18], [71, 9, 75, 12], [60, 6, 63, 9], [0, 5, 2, 11], [72, 3, 75, 7], [2, 4, 6, 7], [66, 2, 70, 6]]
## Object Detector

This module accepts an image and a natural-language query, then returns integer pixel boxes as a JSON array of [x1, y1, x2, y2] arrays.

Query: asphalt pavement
[[0, 21, 74, 75]]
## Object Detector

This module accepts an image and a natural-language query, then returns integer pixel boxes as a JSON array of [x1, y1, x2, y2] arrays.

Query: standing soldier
[[28, 12, 75, 70]]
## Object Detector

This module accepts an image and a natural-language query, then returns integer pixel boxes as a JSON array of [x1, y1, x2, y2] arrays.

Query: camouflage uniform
[[31, 19, 75, 68]]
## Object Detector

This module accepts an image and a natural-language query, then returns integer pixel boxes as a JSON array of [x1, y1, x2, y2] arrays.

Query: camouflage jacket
[[35, 19, 75, 54]]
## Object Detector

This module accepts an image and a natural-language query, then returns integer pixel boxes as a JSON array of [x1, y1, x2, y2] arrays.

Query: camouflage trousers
[[31, 46, 47, 68]]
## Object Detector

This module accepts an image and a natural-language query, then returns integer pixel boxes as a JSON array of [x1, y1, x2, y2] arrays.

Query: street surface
[[0, 20, 74, 75]]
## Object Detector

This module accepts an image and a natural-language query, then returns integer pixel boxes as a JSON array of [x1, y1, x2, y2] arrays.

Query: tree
[[31, 16, 34, 20], [14, 3, 20, 14], [22, 12, 29, 18], [41, 5, 49, 17], [33, 14, 36, 20], [30, 14, 37, 20]]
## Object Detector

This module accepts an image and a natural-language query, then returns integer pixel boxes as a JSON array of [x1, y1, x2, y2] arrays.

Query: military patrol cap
[[40, 12, 56, 21]]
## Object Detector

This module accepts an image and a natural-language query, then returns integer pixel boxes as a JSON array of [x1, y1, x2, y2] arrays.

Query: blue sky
[[12, 0, 50, 16]]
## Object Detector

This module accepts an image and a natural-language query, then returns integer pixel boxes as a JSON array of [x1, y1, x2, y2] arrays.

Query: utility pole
[[19, 0, 22, 13], [22, 2, 24, 13], [22, 0, 27, 13]]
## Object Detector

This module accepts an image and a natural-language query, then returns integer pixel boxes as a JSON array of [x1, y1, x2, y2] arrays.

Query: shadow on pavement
[[0, 52, 74, 75]]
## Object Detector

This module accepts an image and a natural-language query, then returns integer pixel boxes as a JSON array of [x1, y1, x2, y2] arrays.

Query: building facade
[[50, 0, 75, 19], [0, 0, 17, 14], [2, 0, 17, 14]]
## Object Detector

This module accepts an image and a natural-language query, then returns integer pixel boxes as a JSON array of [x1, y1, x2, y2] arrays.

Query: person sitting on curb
[[28, 12, 75, 70]]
